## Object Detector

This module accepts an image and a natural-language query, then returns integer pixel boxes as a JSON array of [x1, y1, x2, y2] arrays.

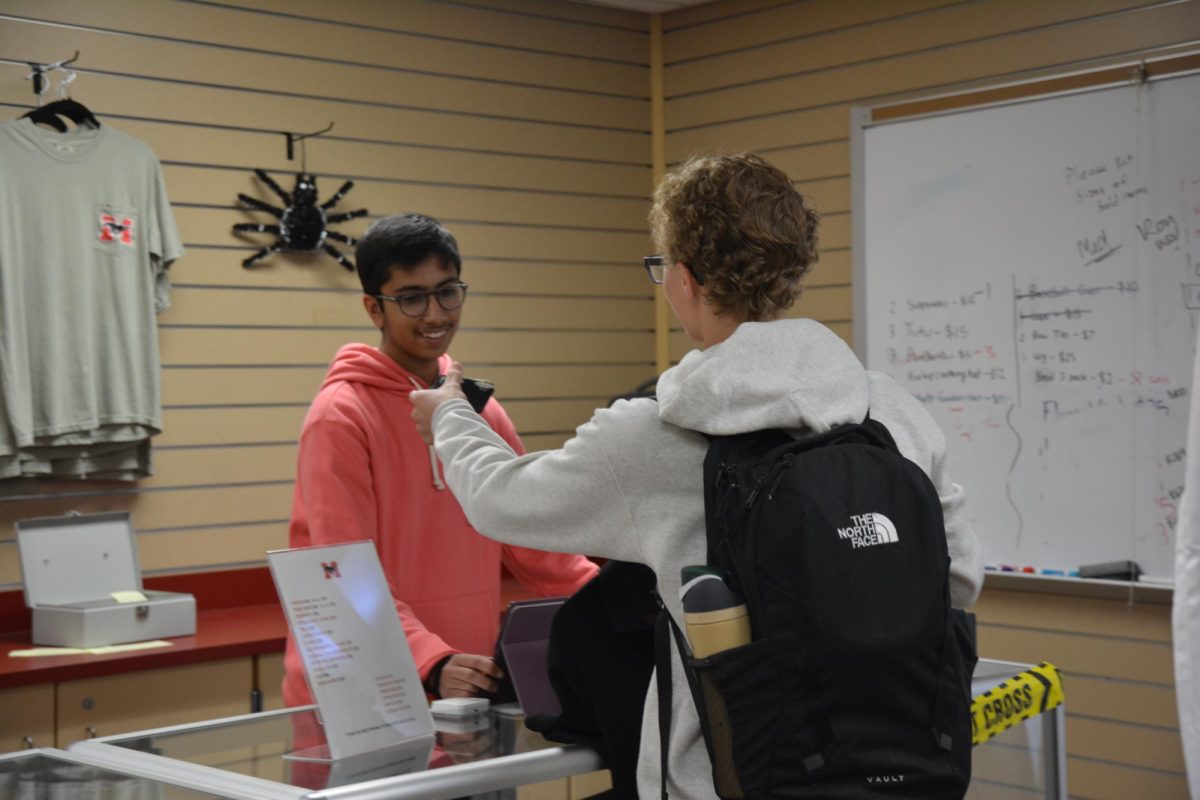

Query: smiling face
[[363, 255, 462, 385]]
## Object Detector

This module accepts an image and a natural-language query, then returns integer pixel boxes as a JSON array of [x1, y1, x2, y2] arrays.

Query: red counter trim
[[0, 604, 287, 689], [0, 569, 530, 690]]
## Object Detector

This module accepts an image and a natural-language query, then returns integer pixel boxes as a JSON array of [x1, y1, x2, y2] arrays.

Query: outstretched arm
[[482, 401, 600, 594], [412, 362, 645, 565]]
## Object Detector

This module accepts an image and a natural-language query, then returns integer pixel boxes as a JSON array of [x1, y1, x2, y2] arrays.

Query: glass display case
[[63, 659, 1066, 800], [0, 747, 240, 800], [71, 705, 599, 800]]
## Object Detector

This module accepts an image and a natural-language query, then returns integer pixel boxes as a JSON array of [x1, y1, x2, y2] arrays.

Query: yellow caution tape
[[971, 662, 1064, 746]]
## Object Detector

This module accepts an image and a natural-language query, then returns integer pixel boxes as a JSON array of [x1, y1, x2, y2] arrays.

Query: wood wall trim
[[872, 52, 1200, 123], [650, 13, 670, 376]]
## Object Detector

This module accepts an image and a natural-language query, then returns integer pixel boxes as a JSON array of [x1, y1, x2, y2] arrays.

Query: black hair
[[354, 213, 462, 296]]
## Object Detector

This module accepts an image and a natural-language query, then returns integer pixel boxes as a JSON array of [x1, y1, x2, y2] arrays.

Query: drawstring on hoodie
[[428, 445, 446, 491], [408, 375, 446, 490]]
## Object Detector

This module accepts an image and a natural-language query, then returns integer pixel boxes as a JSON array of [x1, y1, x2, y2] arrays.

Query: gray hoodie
[[432, 318, 983, 800]]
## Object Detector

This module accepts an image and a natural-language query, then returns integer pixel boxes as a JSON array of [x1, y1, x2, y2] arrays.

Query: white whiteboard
[[856, 70, 1200, 580]]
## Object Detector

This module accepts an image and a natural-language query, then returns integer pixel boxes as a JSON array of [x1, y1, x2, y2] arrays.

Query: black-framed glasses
[[374, 282, 468, 318], [643, 255, 666, 284], [643, 255, 703, 285]]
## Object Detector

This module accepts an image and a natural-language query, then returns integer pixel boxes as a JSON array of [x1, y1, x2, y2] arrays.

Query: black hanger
[[23, 98, 100, 133]]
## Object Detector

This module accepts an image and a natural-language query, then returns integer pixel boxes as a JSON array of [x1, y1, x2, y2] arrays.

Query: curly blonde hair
[[649, 153, 819, 321]]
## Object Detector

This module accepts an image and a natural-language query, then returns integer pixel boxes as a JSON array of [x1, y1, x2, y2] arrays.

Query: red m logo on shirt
[[98, 213, 134, 246]]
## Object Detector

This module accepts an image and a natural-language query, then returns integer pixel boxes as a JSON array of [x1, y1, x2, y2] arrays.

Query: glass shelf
[[0, 748, 236, 800], [72, 705, 600, 800], [64, 659, 1065, 800]]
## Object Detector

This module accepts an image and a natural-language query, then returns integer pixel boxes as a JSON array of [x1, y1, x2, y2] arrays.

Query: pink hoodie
[[282, 344, 598, 707]]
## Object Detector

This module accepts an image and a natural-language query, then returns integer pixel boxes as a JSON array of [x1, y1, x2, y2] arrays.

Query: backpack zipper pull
[[717, 463, 738, 492], [745, 475, 768, 509], [766, 454, 795, 501], [715, 464, 742, 526]]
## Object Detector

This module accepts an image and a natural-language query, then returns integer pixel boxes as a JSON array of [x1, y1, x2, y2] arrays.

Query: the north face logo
[[836, 512, 898, 548]]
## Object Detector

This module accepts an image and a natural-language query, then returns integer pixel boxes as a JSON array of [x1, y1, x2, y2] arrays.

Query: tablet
[[492, 597, 566, 717]]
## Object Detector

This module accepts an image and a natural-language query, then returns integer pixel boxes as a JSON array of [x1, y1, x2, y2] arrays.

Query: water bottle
[[680, 566, 751, 658]]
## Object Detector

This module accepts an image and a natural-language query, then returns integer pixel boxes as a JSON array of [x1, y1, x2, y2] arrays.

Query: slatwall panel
[[659, 0, 1199, 795], [0, 0, 654, 587], [2, 1, 1194, 792], [973, 587, 1186, 798], [661, 0, 1200, 359]]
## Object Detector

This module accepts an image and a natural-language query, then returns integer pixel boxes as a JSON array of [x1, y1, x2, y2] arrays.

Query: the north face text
[[836, 512, 899, 548]]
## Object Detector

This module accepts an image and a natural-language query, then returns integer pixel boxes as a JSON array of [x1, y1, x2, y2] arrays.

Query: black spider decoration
[[233, 169, 368, 270]]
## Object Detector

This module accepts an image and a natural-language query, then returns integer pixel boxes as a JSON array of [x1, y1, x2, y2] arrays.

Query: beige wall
[[660, 0, 1200, 361], [655, 0, 1199, 796], [0, 0, 656, 581], [2, 0, 1198, 795]]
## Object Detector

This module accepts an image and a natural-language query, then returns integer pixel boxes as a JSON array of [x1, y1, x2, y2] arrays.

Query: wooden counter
[[0, 566, 532, 690], [0, 566, 534, 749], [0, 602, 287, 690]]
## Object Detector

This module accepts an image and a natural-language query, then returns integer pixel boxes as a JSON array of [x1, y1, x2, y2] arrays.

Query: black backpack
[[658, 417, 977, 799], [525, 560, 659, 799]]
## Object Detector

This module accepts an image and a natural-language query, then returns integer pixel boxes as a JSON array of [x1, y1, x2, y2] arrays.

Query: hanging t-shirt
[[0, 118, 183, 479]]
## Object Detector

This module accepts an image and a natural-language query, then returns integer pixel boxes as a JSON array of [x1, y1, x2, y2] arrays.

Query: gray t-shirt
[[0, 119, 183, 479]]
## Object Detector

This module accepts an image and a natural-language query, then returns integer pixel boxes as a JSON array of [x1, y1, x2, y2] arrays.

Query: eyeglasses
[[643, 255, 703, 285], [374, 282, 468, 318], [643, 256, 666, 284]]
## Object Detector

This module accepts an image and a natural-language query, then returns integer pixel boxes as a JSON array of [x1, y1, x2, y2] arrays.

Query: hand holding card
[[411, 362, 494, 445], [433, 373, 494, 413]]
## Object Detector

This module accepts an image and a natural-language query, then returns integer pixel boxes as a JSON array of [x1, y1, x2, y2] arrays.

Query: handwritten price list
[[880, 152, 1195, 558]]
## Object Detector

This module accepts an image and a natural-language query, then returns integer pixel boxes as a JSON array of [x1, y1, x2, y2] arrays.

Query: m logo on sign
[[322, 561, 341, 579], [836, 512, 899, 549]]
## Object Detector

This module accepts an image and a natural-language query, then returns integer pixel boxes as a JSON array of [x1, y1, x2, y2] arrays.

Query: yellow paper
[[111, 590, 148, 603], [9, 646, 85, 657], [86, 640, 173, 655], [9, 640, 173, 658]]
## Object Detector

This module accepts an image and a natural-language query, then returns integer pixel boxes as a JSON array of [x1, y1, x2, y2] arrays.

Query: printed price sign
[[269, 541, 434, 760]]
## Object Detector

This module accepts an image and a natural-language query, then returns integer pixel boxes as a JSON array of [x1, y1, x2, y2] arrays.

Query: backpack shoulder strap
[[656, 606, 715, 800], [655, 610, 672, 800], [858, 412, 900, 451]]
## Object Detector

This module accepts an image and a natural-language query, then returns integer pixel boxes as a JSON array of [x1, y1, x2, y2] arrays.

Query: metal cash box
[[16, 512, 196, 648]]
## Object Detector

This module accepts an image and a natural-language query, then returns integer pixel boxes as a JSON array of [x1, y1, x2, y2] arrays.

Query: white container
[[17, 512, 196, 648]]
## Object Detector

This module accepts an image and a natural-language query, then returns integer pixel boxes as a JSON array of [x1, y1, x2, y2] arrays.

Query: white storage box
[[17, 512, 196, 648]]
